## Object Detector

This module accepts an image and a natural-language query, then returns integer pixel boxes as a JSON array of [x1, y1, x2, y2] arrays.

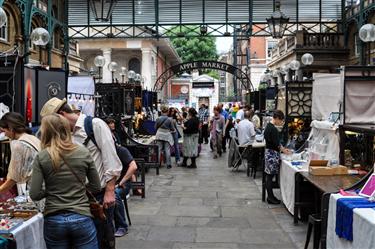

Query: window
[[129, 58, 141, 74], [266, 40, 278, 59], [0, 19, 8, 42]]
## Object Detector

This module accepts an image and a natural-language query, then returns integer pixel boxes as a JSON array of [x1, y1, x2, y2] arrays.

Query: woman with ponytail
[[29, 114, 101, 249]]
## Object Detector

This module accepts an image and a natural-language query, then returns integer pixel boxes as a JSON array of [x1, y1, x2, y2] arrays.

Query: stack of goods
[[0, 199, 38, 234]]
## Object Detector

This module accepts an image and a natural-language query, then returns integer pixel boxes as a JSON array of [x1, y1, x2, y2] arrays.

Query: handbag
[[61, 157, 106, 220]]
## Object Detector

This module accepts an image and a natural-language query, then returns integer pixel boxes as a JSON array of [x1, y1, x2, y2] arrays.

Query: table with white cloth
[[280, 159, 309, 215], [327, 194, 375, 249], [10, 213, 46, 249]]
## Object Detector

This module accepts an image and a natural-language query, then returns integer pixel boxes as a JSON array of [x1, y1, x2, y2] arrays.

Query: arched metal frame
[[153, 60, 254, 92]]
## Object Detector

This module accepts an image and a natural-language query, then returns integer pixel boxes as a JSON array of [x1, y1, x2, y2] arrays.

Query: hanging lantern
[[301, 53, 314, 65], [359, 23, 375, 42], [30, 28, 50, 46], [266, 1, 289, 39], [89, 0, 118, 22], [0, 7, 7, 28]]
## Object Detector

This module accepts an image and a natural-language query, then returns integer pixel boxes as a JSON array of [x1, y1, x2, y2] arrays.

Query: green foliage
[[168, 26, 218, 63], [206, 70, 220, 80]]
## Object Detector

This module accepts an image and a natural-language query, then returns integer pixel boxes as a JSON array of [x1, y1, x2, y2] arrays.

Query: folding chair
[[231, 139, 251, 171]]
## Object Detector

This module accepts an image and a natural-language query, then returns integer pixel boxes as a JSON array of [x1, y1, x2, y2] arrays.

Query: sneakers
[[167, 165, 172, 169], [115, 228, 128, 237]]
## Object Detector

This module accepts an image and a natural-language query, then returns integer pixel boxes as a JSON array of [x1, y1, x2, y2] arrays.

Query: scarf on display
[[335, 197, 375, 241]]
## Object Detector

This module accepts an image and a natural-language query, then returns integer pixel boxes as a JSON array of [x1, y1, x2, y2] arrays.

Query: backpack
[[83, 116, 134, 182]]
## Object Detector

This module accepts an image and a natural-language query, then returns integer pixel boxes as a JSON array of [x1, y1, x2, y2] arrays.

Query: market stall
[[0, 198, 45, 249], [327, 193, 375, 249]]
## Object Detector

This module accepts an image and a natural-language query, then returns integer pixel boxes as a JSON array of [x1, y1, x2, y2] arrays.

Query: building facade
[[78, 38, 181, 92], [0, 0, 81, 72]]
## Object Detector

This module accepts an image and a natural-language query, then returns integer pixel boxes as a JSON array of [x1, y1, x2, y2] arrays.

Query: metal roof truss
[[68, 0, 344, 39]]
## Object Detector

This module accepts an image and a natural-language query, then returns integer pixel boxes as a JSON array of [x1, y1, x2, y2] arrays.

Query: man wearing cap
[[40, 97, 122, 249]]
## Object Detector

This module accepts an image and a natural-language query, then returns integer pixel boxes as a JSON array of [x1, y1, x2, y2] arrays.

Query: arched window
[[128, 58, 141, 74]]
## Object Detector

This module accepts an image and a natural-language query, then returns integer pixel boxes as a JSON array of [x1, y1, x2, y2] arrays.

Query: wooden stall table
[[294, 172, 362, 248]]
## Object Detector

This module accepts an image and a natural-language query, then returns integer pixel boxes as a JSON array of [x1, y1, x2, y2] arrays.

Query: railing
[[298, 32, 343, 49], [270, 31, 344, 60]]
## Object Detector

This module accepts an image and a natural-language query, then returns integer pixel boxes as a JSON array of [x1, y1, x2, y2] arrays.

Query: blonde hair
[[40, 114, 78, 170]]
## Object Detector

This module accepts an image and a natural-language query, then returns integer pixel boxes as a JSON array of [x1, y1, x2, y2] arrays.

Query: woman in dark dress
[[180, 108, 200, 168], [264, 110, 291, 204]]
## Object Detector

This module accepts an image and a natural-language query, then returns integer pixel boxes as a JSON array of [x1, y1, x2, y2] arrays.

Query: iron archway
[[153, 61, 254, 93]]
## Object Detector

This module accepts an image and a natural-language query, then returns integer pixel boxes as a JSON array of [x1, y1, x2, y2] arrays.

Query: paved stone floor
[[117, 144, 309, 249]]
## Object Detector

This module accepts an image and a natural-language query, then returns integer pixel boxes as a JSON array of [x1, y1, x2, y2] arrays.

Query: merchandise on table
[[0, 219, 23, 234]]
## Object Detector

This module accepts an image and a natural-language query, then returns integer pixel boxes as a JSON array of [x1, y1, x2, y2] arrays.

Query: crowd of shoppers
[[0, 97, 290, 248]]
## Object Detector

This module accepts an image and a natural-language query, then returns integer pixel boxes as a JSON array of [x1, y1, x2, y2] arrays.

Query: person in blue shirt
[[218, 103, 228, 152]]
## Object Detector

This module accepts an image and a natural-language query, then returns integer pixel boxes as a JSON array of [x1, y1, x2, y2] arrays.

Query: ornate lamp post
[[127, 70, 136, 84], [119, 67, 127, 83], [30, 27, 50, 65], [89, 0, 118, 22], [266, 1, 289, 39], [108, 61, 118, 83], [94, 55, 106, 83], [359, 23, 375, 65]]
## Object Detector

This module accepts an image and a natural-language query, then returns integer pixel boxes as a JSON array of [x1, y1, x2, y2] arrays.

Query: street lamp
[[127, 70, 136, 84], [359, 23, 375, 65], [266, 1, 289, 39], [0, 7, 7, 28], [301, 53, 314, 65], [30, 27, 50, 65], [359, 23, 375, 42], [94, 55, 106, 83], [289, 60, 301, 71], [108, 61, 118, 83], [89, 0, 118, 22], [135, 73, 142, 84], [119, 67, 127, 83]]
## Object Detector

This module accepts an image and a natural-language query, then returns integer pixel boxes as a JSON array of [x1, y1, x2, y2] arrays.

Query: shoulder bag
[[61, 157, 106, 220]]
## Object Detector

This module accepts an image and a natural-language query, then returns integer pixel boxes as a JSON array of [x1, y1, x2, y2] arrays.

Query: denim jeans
[[94, 192, 116, 249], [158, 140, 171, 166], [44, 212, 98, 249], [172, 132, 180, 163], [114, 185, 130, 230]]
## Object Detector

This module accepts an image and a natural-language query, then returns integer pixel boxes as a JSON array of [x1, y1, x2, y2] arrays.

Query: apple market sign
[[153, 60, 253, 92]]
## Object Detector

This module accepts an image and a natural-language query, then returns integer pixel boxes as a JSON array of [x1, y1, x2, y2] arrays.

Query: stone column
[[101, 48, 112, 83], [141, 48, 152, 89]]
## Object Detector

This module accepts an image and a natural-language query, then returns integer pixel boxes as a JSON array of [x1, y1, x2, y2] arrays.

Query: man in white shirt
[[237, 111, 256, 145], [40, 97, 122, 249], [235, 105, 245, 123]]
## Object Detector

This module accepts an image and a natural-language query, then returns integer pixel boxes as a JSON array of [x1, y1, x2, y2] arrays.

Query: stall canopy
[[312, 73, 343, 121]]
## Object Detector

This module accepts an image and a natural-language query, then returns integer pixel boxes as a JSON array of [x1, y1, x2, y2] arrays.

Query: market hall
[[0, 0, 375, 248]]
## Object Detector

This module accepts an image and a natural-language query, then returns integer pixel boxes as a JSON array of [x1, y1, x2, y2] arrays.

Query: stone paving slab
[[146, 227, 196, 242], [117, 144, 306, 248]]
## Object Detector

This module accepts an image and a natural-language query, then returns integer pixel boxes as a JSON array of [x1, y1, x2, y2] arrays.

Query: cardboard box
[[309, 166, 334, 175], [332, 165, 349, 175]]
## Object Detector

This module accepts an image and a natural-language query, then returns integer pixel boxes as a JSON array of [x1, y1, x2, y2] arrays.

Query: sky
[[216, 37, 233, 54]]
